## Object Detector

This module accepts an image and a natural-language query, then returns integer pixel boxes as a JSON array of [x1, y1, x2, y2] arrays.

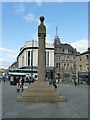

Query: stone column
[[16, 16, 66, 102], [38, 16, 46, 82]]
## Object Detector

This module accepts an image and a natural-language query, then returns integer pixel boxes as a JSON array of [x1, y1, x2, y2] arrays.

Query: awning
[[78, 72, 89, 76]]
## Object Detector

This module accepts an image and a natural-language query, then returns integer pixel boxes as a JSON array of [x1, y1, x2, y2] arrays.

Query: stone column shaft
[[38, 16, 46, 82], [38, 36, 45, 82]]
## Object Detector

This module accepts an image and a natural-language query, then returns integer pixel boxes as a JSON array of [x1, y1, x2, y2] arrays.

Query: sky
[[0, 1, 88, 68]]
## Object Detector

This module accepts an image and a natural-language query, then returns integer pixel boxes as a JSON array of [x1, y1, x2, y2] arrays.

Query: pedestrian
[[2, 72, 5, 83], [35, 75, 38, 81], [16, 82, 20, 92], [46, 77, 48, 81], [52, 79, 57, 91], [56, 78, 59, 84], [3, 76, 6, 83], [21, 77, 24, 92], [29, 76, 31, 84], [74, 79, 77, 86]]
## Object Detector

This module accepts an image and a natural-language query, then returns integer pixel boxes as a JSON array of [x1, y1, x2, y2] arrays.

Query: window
[[64, 56, 68, 61], [58, 63, 61, 69], [65, 49, 68, 53], [79, 65, 82, 71], [56, 56, 58, 60], [46, 51, 49, 66], [56, 63, 61, 69], [59, 56, 61, 60], [64, 64, 66, 68], [56, 56, 61, 61], [47, 52, 49, 66], [62, 56, 64, 61], [31, 51, 33, 67], [86, 55, 88, 60], [79, 57, 81, 61], [67, 64, 69, 69], [63, 49, 64, 52], [56, 63, 58, 68], [22, 56, 24, 67], [26, 51, 28, 66], [67, 56, 69, 60], [64, 56, 66, 60], [28, 51, 30, 66]]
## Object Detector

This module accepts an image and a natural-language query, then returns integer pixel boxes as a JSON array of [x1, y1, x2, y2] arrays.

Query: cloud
[[24, 13, 38, 22], [36, 1, 42, 7], [0, 47, 18, 54], [0, 59, 10, 69], [0, 47, 19, 68], [67, 39, 88, 53], [14, 3, 25, 14]]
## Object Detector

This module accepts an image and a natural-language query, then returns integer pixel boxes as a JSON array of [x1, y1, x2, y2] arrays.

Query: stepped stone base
[[16, 81, 67, 102]]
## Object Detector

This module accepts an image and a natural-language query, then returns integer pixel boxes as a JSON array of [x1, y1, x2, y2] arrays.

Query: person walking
[[21, 77, 24, 92], [2, 72, 5, 83], [74, 79, 77, 86], [52, 79, 57, 91], [16, 82, 20, 92], [73, 76, 77, 86], [3, 76, 6, 83]]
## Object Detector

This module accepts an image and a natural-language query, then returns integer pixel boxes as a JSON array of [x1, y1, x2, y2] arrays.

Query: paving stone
[[1, 81, 88, 118]]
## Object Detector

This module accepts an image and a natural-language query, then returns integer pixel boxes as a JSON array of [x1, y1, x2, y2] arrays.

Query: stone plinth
[[16, 81, 67, 102]]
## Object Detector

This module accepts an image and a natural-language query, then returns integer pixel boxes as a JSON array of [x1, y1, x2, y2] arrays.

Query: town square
[[0, 1, 89, 119]]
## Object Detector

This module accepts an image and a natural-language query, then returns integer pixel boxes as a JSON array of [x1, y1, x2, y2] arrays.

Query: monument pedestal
[[16, 81, 67, 102]]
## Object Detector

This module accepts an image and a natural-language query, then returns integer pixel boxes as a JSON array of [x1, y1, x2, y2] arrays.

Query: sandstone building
[[76, 48, 90, 84], [53, 28, 80, 81]]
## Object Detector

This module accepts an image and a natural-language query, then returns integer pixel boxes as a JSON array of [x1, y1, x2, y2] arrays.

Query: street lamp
[[61, 67, 64, 81], [31, 40, 34, 81], [70, 67, 72, 81]]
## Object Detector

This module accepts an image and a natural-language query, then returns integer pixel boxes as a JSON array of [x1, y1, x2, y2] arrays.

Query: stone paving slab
[[1, 81, 88, 119]]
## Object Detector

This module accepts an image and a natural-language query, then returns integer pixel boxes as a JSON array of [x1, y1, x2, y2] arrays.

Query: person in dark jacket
[[16, 81, 20, 92], [21, 77, 24, 92], [52, 79, 57, 91], [74, 79, 77, 86]]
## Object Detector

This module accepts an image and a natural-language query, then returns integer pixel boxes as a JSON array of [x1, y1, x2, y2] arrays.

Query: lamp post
[[61, 67, 64, 81], [31, 40, 34, 81], [70, 67, 72, 81]]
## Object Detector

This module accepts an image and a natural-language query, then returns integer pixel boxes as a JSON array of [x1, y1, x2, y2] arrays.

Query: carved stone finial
[[40, 16, 45, 24], [38, 16, 46, 37]]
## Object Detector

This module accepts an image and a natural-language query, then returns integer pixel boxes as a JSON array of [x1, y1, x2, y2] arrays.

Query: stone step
[[16, 96, 67, 102], [21, 90, 61, 97], [16, 81, 67, 102]]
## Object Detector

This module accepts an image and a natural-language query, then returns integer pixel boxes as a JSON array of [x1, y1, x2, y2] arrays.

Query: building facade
[[76, 48, 90, 84], [53, 29, 80, 81], [17, 40, 54, 79]]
